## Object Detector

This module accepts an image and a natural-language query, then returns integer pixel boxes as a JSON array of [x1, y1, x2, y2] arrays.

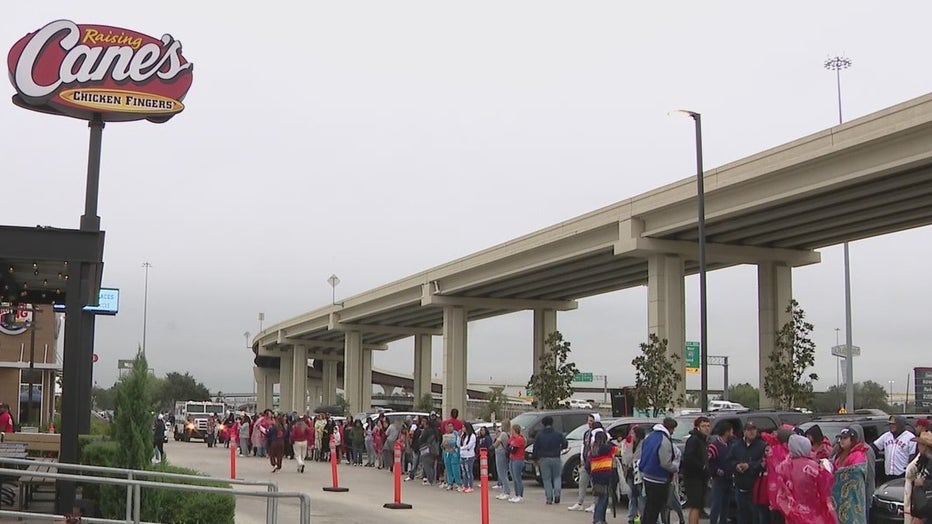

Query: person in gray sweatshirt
[[640, 418, 679, 524]]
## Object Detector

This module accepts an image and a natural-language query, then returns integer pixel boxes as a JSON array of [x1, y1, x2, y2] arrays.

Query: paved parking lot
[[165, 440, 630, 524]]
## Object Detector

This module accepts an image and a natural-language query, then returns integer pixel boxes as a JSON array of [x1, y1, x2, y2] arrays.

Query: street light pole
[[673, 110, 709, 412], [141, 261, 152, 358], [825, 56, 855, 412]]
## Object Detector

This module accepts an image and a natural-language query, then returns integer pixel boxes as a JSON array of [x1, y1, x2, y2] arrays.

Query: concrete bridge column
[[413, 334, 433, 402], [442, 306, 468, 418], [254, 366, 276, 412], [362, 347, 373, 413], [292, 345, 308, 415], [647, 254, 686, 402], [343, 331, 364, 413], [279, 348, 294, 413], [532, 308, 557, 376], [322, 360, 338, 407], [758, 262, 793, 408]]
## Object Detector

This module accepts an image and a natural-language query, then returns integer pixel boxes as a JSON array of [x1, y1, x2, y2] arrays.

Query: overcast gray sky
[[5, 2, 931, 397]]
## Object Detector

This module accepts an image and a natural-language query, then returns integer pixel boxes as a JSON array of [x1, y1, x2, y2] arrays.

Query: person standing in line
[[493, 419, 513, 500], [681, 417, 711, 524], [364, 419, 376, 467], [418, 418, 441, 486], [638, 418, 679, 524], [460, 422, 478, 493], [406, 417, 424, 480], [621, 425, 647, 524], [238, 416, 251, 457], [153, 414, 166, 463], [569, 413, 605, 512], [508, 424, 527, 503], [384, 419, 401, 472], [442, 408, 466, 435], [291, 416, 309, 473], [832, 427, 869, 524], [590, 430, 618, 524], [904, 431, 932, 524], [0, 403, 13, 433], [772, 435, 836, 524], [708, 423, 735, 524], [535, 415, 568, 504], [442, 422, 463, 490], [727, 422, 767, 524], [350, 419, 366, 466], [874, 415, 917, 482]]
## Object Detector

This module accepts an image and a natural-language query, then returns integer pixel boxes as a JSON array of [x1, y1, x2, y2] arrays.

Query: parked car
[[509, 409, 596, 478], [708, 400, 747, 412], [871, 477, 906, 523], [670, 410, 814, 445], [568, 399, 593, 409]]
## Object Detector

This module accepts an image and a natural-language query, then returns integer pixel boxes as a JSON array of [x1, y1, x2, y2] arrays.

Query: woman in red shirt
[[292, 417, 309, 473], [507, 424, 526, 503]]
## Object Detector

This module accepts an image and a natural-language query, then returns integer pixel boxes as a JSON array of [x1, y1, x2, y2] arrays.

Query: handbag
[[912, 481, 932, 518]]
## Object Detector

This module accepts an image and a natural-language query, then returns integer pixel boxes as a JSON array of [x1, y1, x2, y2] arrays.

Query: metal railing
[[0, 458, 308, 524]]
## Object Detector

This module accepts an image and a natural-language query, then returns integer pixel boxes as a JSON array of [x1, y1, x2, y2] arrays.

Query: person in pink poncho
[[759, 426, 794, 521], [773, 434, 837, 524]]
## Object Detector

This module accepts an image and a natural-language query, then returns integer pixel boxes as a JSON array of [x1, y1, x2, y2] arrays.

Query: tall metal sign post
[[8, 20, 194, 513]]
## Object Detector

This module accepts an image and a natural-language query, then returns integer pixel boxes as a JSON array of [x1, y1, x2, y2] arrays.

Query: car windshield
[[670, 417, 695, 441], [509, 413, 541, 434], [566, 422, 589, 440]]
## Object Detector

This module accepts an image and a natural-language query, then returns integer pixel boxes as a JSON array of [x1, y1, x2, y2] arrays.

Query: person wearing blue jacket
[[639, 417, 679, 524], [534, 416, 568, 505], [726, 422, 767, 524]]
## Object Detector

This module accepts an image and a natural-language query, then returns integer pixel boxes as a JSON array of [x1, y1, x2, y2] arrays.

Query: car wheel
[[562, 456, 581, 489]]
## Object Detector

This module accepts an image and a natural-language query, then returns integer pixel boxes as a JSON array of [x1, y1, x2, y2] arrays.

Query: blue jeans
[[510, 460, 525, 497], [594, 490, 609, 522], [539, 457, 562, 502], [627, 478, 645, 521], [495, 448, 511, 495], [462, 456, 476, 488], [709, 480, 731, 524], [734, 489, 754, 524]]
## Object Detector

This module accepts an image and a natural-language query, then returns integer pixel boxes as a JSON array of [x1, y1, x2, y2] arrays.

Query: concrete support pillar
[[758, 262, 793, 409], [647, 254, 686, 402], [292, 345, 308, 415], [344, 331, 365, 414], [442, 306, 468, 418], [532, 308, 558, 376], [254, 366, 275, 412], [279, 348, 294, 413], [322, 360, 338, 407], [362, 348, 372, 413], [413, 334, 433, 402]]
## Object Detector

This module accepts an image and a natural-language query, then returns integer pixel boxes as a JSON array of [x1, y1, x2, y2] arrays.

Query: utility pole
[[142, 262, 152, 358]]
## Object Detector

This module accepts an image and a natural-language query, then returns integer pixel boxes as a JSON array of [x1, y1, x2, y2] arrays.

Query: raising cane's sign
[[7, 20, 193, 123]]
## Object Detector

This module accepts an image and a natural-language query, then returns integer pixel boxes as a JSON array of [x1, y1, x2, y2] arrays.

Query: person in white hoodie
[[569, 413, 605, 512], [460, 422, 478, 493]]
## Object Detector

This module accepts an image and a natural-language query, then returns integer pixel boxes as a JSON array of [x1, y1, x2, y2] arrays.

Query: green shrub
[[79, 440, 123, 516], [139, 463, 235, 524]]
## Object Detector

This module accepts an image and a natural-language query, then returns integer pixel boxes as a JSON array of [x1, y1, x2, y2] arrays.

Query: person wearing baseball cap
[[728, 420, 766, 524], [874, 415, 916, 481], [906, 431, 932, 523]]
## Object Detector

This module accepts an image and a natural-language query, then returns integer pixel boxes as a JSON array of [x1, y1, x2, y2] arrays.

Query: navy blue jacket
[[726, 436, 766, 491], [534, 426, 568, 458]]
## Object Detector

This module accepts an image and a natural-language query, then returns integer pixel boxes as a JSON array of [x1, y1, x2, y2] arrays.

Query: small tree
[[414, 393, 434, 413], [727, 383, 761, 410], [632, 334, 683, 417], [480, 387, 507, 422], [763, 299, 819, 410], [526, 331, 580, 410], [113, 349, 154, 470], [334, 394, 349, 415]]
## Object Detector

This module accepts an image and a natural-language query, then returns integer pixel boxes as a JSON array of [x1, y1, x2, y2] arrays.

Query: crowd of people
[[153, 407, 932, 524]]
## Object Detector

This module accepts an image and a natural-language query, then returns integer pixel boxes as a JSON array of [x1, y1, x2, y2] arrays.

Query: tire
[[562, 456, 581, 489]]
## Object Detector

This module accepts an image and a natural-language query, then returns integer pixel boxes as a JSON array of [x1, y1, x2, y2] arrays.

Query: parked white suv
[[567, 399, 593, 409]]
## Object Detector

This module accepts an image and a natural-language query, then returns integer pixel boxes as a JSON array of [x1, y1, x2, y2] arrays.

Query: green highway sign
[[574, 372, 594, 383], [686, 341, 701, 374]]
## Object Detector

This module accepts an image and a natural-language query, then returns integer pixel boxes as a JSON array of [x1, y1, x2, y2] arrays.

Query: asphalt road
[[164, 439, 631, 524]]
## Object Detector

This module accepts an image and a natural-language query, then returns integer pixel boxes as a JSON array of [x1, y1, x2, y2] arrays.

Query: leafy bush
[[80, 441, 235, 523]]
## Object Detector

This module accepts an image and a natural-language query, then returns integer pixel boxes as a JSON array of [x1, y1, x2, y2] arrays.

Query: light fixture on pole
[[327, 274, 341, 305], [825, 55, 855, 412], [671, 109, 709, 413], [141, 261, 152, 358], [258, 312, 264, 333], [888, 380, 895, 400]]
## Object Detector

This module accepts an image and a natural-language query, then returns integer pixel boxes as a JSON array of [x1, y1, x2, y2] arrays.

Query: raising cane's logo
[[7, 20, 193, 123]]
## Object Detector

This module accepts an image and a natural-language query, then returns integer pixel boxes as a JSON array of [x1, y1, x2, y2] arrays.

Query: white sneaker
[[496, 493, 510, 500], [492, 485, 502, 490], [585, 504, 595, 512], [508, 496, 523, 503], [568, 503, 584, 511]]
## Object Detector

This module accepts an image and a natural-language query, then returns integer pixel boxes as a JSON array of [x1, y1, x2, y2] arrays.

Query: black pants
[[643, 481, 670, 524]]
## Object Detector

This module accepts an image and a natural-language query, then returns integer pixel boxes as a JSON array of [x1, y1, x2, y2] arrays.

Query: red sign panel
[[7, 20, 193, 123]]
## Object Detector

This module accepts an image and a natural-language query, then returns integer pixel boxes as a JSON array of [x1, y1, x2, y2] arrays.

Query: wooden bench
[[0, 433, 61, 509], [0, 442, 28, 508]]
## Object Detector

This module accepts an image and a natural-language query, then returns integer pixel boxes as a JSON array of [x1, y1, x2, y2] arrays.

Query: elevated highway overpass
[[253, 92, 932, 416]]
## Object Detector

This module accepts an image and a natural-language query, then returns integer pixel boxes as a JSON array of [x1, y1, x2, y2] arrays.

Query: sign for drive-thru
[[7, 19, 194, 122]]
